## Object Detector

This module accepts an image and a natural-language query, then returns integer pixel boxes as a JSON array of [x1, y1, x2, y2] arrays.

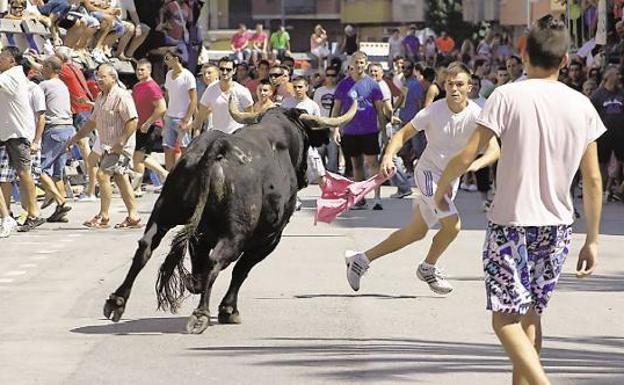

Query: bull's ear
[[228, 95, 260, 125], [299, 97, 358, 129]]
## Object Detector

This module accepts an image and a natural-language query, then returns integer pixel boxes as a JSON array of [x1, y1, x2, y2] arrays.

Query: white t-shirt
[[199, 81, 254, 134], [165, 69, 196, 119], [27, 81, 46, 141], [377, 80, 392, 101], [0, 66, 36, 142], [281, 97, 321, 116], [478, 79, 606, 226], [312, 86, 335, 117], [410, 99, 481, 174]]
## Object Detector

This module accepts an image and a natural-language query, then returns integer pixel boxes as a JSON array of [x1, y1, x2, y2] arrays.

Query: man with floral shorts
[[434, 16, 605, 384]]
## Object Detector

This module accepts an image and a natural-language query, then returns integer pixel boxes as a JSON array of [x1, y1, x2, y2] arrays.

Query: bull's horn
[[228, 95, 259, 125], [299, 97, 358, 129]]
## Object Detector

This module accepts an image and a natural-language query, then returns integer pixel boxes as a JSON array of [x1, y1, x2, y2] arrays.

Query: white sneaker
[[0, 216, 18, 238], [416, 263, 453, 295], [390, 189, 413, 199], [295, 197, 303, 211], [345, 251, 369, 291], [481, 200, 491, 212], [77, 194, 97, 202]]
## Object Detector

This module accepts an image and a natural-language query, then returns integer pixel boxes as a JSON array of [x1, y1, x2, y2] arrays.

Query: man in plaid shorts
[[434, 16, 604, 384], [0, 46, 45, 233]]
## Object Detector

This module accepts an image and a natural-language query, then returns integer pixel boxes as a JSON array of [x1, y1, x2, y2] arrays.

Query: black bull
[[103, 100, 356, 334]]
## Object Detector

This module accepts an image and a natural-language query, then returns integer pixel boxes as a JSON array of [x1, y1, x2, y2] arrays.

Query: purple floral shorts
[[482, 222, 572, 315]]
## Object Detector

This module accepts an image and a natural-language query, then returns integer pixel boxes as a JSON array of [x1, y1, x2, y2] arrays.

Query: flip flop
[[114, 217, 143, 229], [83, 214, 110, 229]]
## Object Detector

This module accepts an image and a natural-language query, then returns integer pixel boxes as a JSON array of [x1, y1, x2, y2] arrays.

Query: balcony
[[284, 0, 317, 14]]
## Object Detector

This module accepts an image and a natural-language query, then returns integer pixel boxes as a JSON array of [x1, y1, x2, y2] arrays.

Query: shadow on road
[[557, 272, 624, 292], [71, 316, 200, 335], [188, 336, 624, 381], [293, 293, 420, 299]]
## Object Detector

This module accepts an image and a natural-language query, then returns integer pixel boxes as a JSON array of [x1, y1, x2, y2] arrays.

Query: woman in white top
[[310, 24, 329, 70], [387, 29, 404, 62]]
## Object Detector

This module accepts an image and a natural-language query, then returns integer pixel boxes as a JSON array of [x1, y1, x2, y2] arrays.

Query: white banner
[[596, 0, 607, 45]]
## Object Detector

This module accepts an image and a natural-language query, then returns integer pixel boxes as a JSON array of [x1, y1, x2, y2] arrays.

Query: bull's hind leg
[[104, 219, 172, 322], [186, 237, 243, 334], [218, 236, 281, 324], [184, 235, 215, 295]]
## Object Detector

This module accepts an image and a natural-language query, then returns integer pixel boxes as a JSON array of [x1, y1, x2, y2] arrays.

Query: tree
[[426, 0, 478, 42]]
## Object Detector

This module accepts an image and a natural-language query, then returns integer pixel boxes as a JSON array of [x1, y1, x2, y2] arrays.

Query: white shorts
[[413, 167, 459, 228], [306, 147, 326, 182]]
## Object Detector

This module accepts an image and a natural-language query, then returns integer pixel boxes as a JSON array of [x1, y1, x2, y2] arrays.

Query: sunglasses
[[269, 73, 282, 78], [325, 73, 337, 77], [219, 67, 234, 72]]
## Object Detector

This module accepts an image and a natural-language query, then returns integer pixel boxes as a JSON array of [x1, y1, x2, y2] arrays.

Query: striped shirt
[[91, 85, 138, 154]]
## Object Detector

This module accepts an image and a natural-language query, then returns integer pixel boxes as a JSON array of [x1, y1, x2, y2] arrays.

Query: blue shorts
[[482, 222, 572, 315], [162, 116, 191, 149], [91, 12, 125, 35], [41, 125, 75, 179]]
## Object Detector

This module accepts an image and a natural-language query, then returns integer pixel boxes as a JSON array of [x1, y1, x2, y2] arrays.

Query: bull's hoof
[[218, 305, 241, 324], [186, 310, 211, 334], [103, 294, 126, 322], [183, 274, 204, 295]]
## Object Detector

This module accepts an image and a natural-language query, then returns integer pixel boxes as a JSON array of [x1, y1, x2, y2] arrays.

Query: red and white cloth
[[315, 171, 394, 224]]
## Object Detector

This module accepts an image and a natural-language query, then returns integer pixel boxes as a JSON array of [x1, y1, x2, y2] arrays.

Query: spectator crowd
[[1, 0, 623, 238]]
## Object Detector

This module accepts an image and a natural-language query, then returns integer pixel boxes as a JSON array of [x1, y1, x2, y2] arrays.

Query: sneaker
[[0, 216, 18, 238], [350, 198, 367, 210], [153, 184, 163, 193], [390, 189, 413, 199], [467, 184, 478, 192], [481, 200, 491, 212], [134, 188, 145, 198], [47, 204, 72, 223], [17, 216, 46, 232], [416, 263, 454, 295], [295, 197, 303, 211], [372, 199, 383, 210], [77, 194, 97, 202], [345, 251, 369, 291]]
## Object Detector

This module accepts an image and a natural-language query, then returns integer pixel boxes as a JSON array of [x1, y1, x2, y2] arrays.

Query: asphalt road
[[1, 186, 623, 385]]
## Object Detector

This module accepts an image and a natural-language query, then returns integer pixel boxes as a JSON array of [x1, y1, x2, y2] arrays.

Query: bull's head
[[228, 95, 358, 130]]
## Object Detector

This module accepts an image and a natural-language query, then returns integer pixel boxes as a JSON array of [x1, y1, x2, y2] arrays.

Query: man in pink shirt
[[131, 59, 169, 194], [230, 23, 250, 63], [249, 23, 268, 63]]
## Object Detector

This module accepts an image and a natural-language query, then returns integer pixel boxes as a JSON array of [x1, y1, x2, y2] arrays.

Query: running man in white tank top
[[343, 62, 500, 295]]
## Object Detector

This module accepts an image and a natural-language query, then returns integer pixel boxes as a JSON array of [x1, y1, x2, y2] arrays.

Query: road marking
[[36, 250, 56, 254], [18, 264, 37, 268], [68, 234, 82, 238], [31, 256, 48, 260], [3, 271, 26, 277], [0, 278, 15, 283]]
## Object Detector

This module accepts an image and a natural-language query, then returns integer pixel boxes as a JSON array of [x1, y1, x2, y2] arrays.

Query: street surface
[[1, 187, 623, 385]]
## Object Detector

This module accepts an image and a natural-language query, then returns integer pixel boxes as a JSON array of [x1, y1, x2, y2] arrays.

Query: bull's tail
[[156, 155, 222, 312], [155, 226, 192, 312]]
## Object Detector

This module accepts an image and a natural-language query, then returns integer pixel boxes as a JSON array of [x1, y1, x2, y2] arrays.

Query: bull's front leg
[[186, 237, 242, 334], [218, 236, 281, 324], [104, 220, 171, 322]]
